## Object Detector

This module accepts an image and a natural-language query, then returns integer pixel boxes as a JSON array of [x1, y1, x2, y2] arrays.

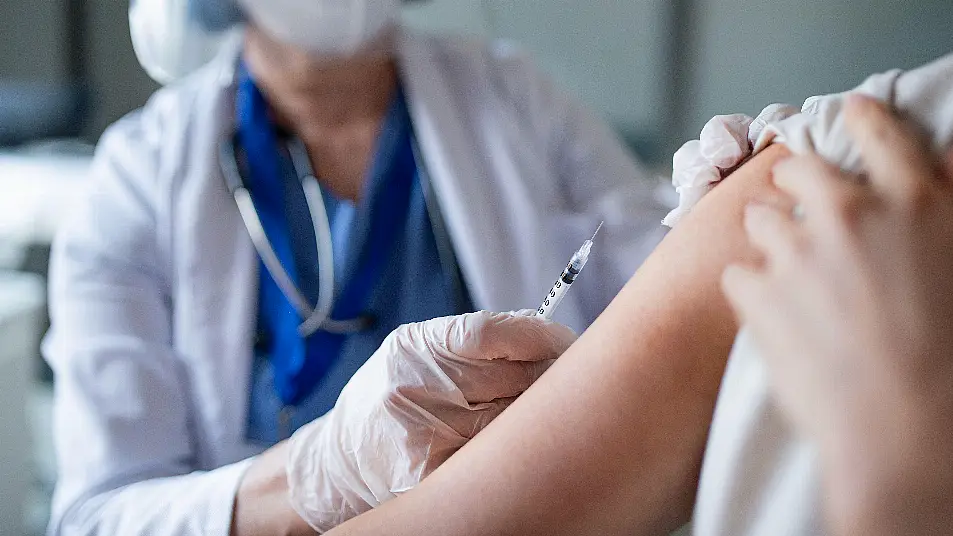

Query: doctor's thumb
[[441, 310, 577, 364]]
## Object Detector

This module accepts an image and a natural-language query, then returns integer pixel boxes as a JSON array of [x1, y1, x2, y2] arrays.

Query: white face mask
[[238, 0, 400, 56]]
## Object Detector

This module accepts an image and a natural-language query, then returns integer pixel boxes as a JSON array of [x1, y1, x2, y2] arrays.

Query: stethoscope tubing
[[286, 139, 341, 335], [220, 124, 468, 338], [221, 134, 371, 336]]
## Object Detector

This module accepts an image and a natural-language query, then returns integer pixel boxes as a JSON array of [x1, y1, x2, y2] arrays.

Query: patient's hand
[[722, 95, 953, 536]]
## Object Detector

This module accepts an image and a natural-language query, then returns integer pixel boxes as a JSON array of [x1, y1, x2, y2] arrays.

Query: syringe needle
[[590, 221, 604, 242]]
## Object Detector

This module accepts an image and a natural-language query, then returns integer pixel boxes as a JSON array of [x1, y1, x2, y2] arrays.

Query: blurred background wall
[[403, 0, 953, 161], [0, 1, 950, 535], [679, 0, 953, 148], [0, 2, 68, 83], [1, 0, 950, 160]]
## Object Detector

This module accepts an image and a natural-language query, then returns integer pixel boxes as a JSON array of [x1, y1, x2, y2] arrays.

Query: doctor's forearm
[[232, 441, 316, 536], [326, 144, 793, 535]]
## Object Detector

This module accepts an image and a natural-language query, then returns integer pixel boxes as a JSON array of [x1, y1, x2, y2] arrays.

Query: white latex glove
[[662, 103, 801, 227], [286, 310, 576, 532]]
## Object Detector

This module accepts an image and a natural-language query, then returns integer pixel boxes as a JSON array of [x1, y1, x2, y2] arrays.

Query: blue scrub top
[[245, 89, 473, 446]]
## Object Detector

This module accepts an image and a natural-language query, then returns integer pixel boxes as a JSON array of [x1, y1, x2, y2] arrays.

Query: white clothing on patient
[[693, 52, 953, 536]]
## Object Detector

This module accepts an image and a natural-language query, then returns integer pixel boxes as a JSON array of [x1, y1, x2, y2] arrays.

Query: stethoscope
[[219, 131, 467, 337]]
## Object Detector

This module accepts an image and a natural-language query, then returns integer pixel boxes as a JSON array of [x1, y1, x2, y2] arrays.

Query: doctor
[[43, 0, 668, 534]]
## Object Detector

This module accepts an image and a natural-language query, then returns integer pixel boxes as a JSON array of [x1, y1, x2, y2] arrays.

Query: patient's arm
[[328, 144, 792, 536]]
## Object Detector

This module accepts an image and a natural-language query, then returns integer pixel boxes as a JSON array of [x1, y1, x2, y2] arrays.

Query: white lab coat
[[44, 29, 669, 536]]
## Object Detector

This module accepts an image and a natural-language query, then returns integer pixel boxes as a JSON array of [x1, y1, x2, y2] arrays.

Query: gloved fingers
[[699, 113, 754, 169], [350, 392, 496, 494], [362, 314, 561, 410], [425, 396, 515, 449], [463, 395, 520, 436], [418, 395, 520, 479], [386, 337, 554, 406], [431, 356, 555, 404], [384, 310, 572, 368], [286, 313, 564, 532], [506, 308, 578, 359], [406, 311, 570, 403], [286, 414, 370, 532], [437, 310, 576, 363]]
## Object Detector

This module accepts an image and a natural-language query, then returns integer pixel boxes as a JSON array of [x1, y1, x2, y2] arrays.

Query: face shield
[[128, 0, 244, 84], [129, 0, 408, 85]]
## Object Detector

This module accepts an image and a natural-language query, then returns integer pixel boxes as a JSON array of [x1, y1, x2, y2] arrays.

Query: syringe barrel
[[534, 225, 600, 320], [536, 262, 577, 320], [561, 261, 582, 284], [569, 240, 593, 273]]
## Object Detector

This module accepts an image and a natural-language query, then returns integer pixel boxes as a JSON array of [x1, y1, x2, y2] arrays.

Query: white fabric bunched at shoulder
[[285, 310, 576, 532], [662, 103, 800, 227], [661, 138, 722, 228]]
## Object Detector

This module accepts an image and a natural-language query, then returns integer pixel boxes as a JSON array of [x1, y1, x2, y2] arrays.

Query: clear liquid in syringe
[[535, 221, 603, 320]]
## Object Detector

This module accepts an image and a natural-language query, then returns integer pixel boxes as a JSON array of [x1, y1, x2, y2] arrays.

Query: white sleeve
[[759, 52, 953, 171], [44, 104, 252, 536]]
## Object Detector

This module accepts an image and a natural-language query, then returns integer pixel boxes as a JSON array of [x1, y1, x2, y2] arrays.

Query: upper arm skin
[[330, 144, 793, 536]]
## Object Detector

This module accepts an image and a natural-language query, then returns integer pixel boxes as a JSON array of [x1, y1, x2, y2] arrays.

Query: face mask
[[237, 0, 400, 56], [129, 0, 243, 84]]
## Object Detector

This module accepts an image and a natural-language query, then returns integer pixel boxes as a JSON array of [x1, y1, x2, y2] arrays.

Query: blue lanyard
[[235, 63, 416, 407]]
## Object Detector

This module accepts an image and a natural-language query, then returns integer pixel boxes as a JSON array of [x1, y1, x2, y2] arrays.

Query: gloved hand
[[662, 103, 801, 227], [285, 310, 576, 532]]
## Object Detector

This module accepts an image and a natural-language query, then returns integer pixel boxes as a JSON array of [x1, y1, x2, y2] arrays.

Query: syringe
[[535, 222, 603, 320]]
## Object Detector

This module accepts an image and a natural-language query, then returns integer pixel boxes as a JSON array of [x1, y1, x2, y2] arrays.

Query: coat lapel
[[174, 47, 261, 465], [398, 32, 552, 315]]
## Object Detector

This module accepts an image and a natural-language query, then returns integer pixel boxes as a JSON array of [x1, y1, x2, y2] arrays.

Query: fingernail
[[744, 202, 769, 220], [846, 94, 872, 108], [754, 192, 795, 212], [771, 156, 795, 178], [845, 94, 882, 117], [771, 155, 792, 169]]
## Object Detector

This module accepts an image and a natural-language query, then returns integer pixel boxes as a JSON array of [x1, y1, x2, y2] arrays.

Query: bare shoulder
[[683, 144, 793, 234], [652, 144, 794, 275]]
